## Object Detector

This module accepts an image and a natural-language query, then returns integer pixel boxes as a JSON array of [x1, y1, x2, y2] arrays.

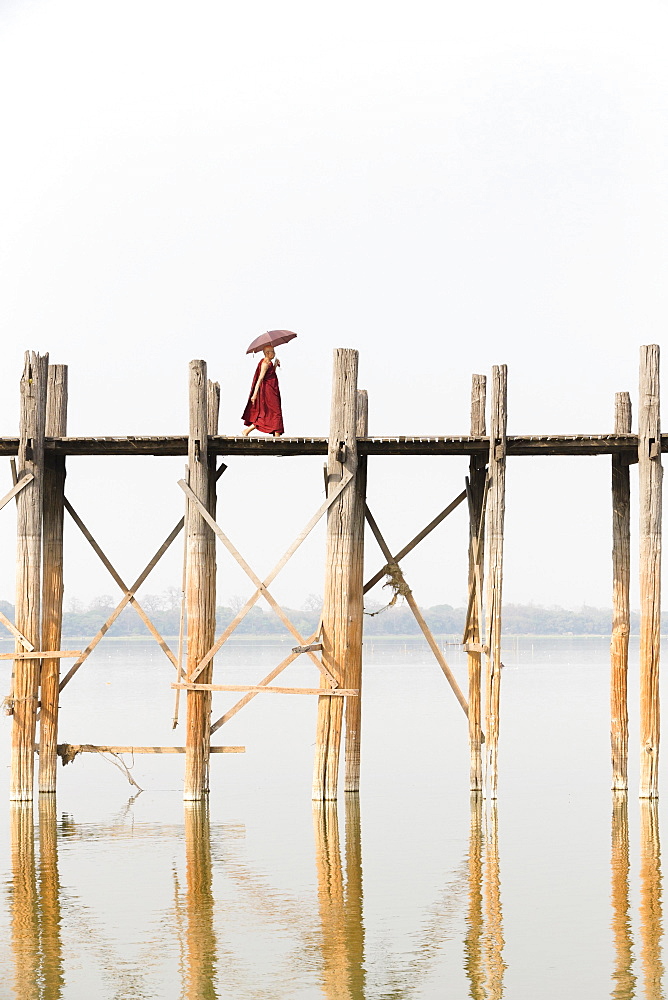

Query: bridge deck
[[0, 433, 654, 457]]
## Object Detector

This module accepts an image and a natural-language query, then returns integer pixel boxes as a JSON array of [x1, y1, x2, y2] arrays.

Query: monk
[[241, 345, 284, 437]]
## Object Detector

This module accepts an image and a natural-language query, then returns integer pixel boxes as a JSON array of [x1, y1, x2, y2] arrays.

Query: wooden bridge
[[0, 346, 662, 802]]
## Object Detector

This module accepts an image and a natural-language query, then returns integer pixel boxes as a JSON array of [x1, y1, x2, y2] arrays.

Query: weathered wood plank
[[39, 364, 68, 792], [313, 349, 359, 801], [174, 684, 356, 695], [344, 389, 368, 792], [467, 373, 487, 792], [11, 352, 48, 801], [485, 365, 507, 800], [611, 392, 632, 791], [638, 345, 662, 799], [184, 360, 215, 801]]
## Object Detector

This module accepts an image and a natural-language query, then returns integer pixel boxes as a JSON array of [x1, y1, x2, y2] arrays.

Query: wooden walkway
[[0, 433, 652, 457]]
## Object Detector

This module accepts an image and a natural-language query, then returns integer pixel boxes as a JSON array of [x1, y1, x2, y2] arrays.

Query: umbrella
[[246, 330, 298, 354]]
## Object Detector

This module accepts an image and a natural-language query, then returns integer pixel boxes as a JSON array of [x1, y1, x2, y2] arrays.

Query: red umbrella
[[246, 330, 298, 354]]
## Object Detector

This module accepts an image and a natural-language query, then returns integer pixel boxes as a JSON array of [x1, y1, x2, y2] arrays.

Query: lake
[[0, 635, 665, 998]]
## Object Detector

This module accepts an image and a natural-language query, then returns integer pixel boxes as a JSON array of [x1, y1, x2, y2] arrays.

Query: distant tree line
[[0, 593, 651, 639]]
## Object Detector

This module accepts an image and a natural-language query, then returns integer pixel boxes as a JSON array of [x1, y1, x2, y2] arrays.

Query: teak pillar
[[468, 374, 487, 792], [610, 391, 631, 791], [344, 389, 368, 793], [184, 360, 216, 801], [11, 351, 48, 802], [485, 365, 507, 800], [638, 345, 662, 800], [39, 364, 68, 793], [313, 348, 359, 801]]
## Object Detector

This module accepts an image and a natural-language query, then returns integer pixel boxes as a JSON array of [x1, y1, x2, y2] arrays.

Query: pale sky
[[0, 0, 667, 613]]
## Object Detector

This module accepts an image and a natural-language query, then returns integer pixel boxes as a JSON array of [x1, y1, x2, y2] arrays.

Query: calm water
[[0, 635, 665, 998]]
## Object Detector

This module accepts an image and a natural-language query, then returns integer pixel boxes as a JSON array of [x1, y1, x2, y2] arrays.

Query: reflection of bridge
[[1, 346, 664, 801], [8, 794, 664, 997]]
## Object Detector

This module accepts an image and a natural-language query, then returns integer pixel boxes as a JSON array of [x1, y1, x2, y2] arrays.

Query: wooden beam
[[364, 505, 469, 717], [184, 360, 215, 801], [485, 365, 507, 799], [174, 684, 357, 696], [54, 744, 244, 755], [209, 630, 320, 735], [363, 489, 466, 594], [11, 351, 48, 801], [39, 363, 68, 793], [638, 345, 662, 799], [0, 610, 34, 651], [344, 389, 368, 793], [313, 349, 359, 802], [0, 651, 81, 660], [611, 392, 632, 792], [0, 473, 34, 514], [468, 373, 487, 793]]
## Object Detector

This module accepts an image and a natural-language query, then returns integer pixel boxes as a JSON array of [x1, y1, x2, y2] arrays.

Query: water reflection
[[10, 803, 40, 1000], [464, 795, 506, 999], [313, 796, 365, 999], [611, 792, 636, 999], [183, 802, 217, 1000], [640, 800, 665, 1000]]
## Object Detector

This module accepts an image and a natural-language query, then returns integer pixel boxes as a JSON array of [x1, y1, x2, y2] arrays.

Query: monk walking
[[241, 345, 284, 436]]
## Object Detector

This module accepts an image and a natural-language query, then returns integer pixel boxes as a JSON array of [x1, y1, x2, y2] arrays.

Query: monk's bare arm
[[251, 359, 271, 402]]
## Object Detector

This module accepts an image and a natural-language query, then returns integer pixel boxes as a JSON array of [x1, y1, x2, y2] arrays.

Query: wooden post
[[184, 361, 215, 801], [611, 392, 631, 792], [485, 365, 507, 799], [184, 803, 216, 998], [312, 349, 359, 801], [39, 364, 68, 793], [344, 389, 368, 793], [468, 375, 487, 792], [11, 352, 48, 801], [638, 345, 662, 799]]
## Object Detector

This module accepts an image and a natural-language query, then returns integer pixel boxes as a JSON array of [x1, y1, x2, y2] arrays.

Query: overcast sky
[[0, 0, 667, 614]]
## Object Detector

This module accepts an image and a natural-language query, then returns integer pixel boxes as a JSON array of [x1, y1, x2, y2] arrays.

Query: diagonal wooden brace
[[364, 504, 470, 719], [363, 489, 467, 594], [0, 473, 34, 515], [58, 512, 184, 691], [179, 472, 353, 683]]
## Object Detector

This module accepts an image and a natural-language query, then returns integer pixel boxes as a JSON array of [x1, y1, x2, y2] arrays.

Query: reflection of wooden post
[[611, 792, 636, 998], [184, 802, 217, 998], [611, 393, 631, 792], [313, 349, 359, 801], [464, 793, 484, 999], [639, 799, 664, 995], [638, 345, 662, 800], [12, 352, 48, 802], [485, 367, 507, 799], [468, 376, 486, 792], [313, 802, 348, 996], [483, 802, 506, 999], [344, 390, 368, 793], [184, 361, 215, 801], [39, 364, 68, 793], [10, 803, 39, 1000], [38, 795, 64, 998], [344, 794, 365, 997]]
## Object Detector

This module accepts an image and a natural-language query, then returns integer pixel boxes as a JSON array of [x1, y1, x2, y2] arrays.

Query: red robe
[[242, 359, 284, 435]]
